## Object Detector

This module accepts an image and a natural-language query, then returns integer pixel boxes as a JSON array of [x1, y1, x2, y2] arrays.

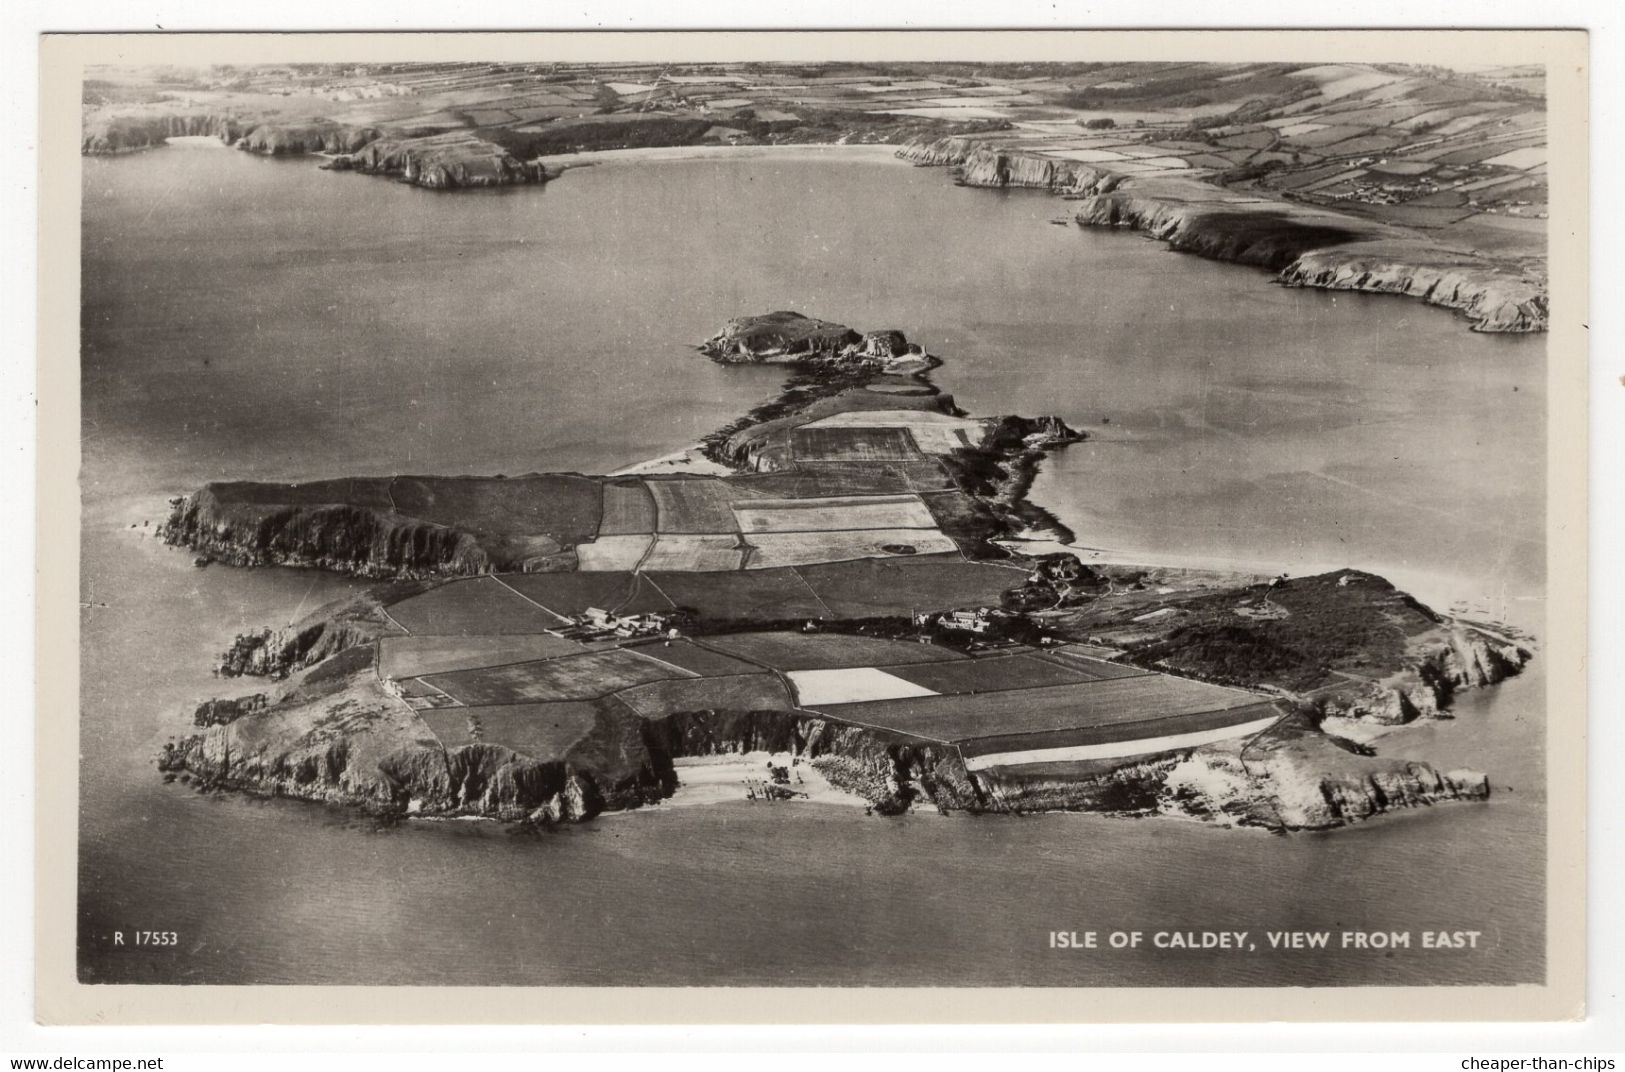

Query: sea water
[[77, 141, 1545, 986]]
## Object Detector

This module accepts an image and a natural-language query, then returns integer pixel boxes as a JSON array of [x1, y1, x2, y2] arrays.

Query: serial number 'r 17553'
[[114, 930, 178, 947]]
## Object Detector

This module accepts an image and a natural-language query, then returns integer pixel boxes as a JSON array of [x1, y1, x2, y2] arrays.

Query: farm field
[[1033, 646, 1150, 678], [744, 528, 959, 569], [575, 534, 653, 571], [732, 494, 938, 533], [645, 478, 750, 533], [385, 576, 565, 635], [598, 480, 658, 535], [882, 653, 1114, 695], [647, 567, 830, 622], [418, 701, 601, 757], [422, 648, 682, 705], [791, 426, 922, 463], [786, 667, 938, 706], [614, 674, 795, 718], [641, 534, 745, 571], [702, 630, 966, 671], [626, 639, 765, 677], [735, 461, 954, 497], [388, 475, 603, 542], [821, 675, 1266, 744], [795, 554, 1024, 617], [503, 571, 674, 617], [955, 701, 1285, 761], [379, 633, 585, 679]]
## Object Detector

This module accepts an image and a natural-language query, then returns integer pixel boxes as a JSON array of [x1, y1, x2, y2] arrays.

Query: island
[[156, 312, 1530, 832]]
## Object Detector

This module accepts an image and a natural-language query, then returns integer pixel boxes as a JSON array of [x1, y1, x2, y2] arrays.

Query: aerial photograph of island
[[76, 53, 1550, 989]]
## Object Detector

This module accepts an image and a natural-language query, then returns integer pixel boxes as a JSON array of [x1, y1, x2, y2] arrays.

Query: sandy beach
[[653, 752, 870, 810]]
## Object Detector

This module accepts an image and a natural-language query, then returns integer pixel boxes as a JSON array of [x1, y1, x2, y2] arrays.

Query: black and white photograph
[[29, 28, 1589, 1025]]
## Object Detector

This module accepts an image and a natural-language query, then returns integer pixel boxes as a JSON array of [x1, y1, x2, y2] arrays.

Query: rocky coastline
[[897, 135, 1548, 334]]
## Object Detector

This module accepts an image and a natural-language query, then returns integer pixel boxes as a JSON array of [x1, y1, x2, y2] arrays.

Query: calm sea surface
[[78, 141, 1546, 986]]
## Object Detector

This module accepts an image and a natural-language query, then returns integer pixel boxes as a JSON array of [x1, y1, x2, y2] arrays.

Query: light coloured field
[[575, 534, 653, 571], [785, 667, 939, 707], [745, 529, 958, 569], [1483, 146, 1545, 170], [731, 494, 938, 534], [640, 534, 745, 572], [379, 634, 584, 679], [798, 409, 990, 455]]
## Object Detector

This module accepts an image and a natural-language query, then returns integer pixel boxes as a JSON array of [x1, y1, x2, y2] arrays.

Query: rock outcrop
[[163, 487, 491, 578], [698, 311, 865, 363], [330, 131, 547, 189], [897, 135, 1549, 333]]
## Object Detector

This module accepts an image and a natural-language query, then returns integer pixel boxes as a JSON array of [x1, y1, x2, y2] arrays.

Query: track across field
[[625, 639, 763, 677], [418, 701, 600, 758], [385, 576, 566, 636], [641, 534, 745, 571], [646, 568, 830, 622], [575, 534, 653, 571], [422, 648, 682, 705], [379, 634, 585, 679], [502, 571, 673, 617], [645, 478, 749, 533]]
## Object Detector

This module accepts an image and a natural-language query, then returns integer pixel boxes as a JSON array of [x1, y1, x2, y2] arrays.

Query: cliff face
[[1319, 626, 1532, 725], [235, 122, 381, 156], [698, 312, 866, 363], [1158, 717, 1491, 830], [332, 132, 548, 189], [897, 135, 1548, 334], [161, 636, 1484, 832], [163, 487, 491, 579], [81, 113, 242, 154]]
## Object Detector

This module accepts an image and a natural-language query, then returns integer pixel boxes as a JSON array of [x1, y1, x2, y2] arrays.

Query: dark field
[[821, 674, 1265, 744], [598, 480, 657, 535], [647, 567, 830, 622], [1033, 649, 1151, 681], [378, 633, 585, 679], [385, 577, 565, 635], [645, 478, 749, 533], [792, 425, 922, 463], [614, 674, 796, 718], [703, 631, 967, 671], [795, 554, 1024, 617], [883, 653, 1110, 694], [423, 648, 682, 705], [418, 701, 601, 757], [626, 639, 766, 677], [389, 475, 603, 542], [502, 571, 674, 617]]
